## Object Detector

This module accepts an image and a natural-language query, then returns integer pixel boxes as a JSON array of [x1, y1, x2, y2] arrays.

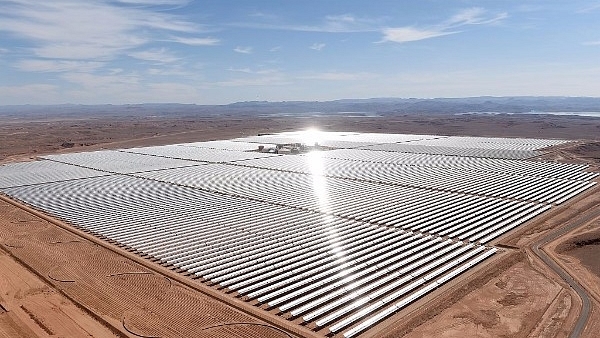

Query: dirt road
[[531, 208, 600, 337]]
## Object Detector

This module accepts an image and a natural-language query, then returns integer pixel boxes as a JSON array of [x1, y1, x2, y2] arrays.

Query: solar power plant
[[41, 150, 200, 174], [0, 131, 597, 337], [121, 144, 279, 163], [178, 140, 277, 152], [0, 160, 108, 188], [234, 131, 441, 150]]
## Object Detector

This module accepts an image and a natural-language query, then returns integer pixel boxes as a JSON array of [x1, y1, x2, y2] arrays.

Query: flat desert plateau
[[1, 112, 599, 338]]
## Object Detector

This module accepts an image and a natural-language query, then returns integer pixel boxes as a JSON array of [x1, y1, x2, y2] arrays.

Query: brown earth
[[0, 247, 120, 338], [401, 260, 565, 338], [388, 254, 575, 338], [543, 209, 600, 338], [2, 113, 600, 164], [0, 197, 304, 338], [556, 229, 600, 281], [1, 113, 600, 337], [549, 213, 600, 309]]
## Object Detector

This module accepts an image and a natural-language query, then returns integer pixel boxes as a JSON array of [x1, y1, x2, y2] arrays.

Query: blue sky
[[0, 0, 599, 105]]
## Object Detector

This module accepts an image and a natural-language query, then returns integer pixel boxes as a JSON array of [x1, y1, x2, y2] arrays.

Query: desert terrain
[[1, 112, 599, 338]]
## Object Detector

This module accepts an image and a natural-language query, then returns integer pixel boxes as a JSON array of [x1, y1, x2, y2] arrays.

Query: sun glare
[[305, 148, 348, 263], [300, 128, 324, 147]]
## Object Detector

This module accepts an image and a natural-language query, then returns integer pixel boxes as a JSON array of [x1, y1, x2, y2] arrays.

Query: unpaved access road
[[531, 206, 600, 338]]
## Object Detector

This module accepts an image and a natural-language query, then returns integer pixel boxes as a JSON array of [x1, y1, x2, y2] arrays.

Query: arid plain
[[1, 112, 599, 338]]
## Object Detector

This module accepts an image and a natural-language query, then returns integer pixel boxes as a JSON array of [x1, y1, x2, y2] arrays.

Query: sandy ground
[[548, 209, 600, 338], [0, 197, 302, 338], [2, 113, 600, 164], [0, 202, 119, 338], [401, 260, 566, 338], [1, 113, 599, 337], [0, 249, 120, 338]]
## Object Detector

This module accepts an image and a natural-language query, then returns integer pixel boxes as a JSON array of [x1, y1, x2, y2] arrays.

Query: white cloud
[[326, 14, 356, 23], [232, 13, 381, 33], [170, 36, 220, 46], [319, 14, 381, 33], [448, 8, 488, 25], [16, 59, 104, 72], [61, 72, 140, 90], [381, 7, 507, 44], [270, 46, 281, 52], [147, 67, 188, 76], [32, 41, 145, 60], [583, 40, 600, 46], [0, 0, 201, 61], [140, 15, 197, 33], [129, 48, 180, 63], [381, 27, 457, 43], [234, 46, 253, 54], [248, 11, 278, 19], [310, 43, 326, 51]]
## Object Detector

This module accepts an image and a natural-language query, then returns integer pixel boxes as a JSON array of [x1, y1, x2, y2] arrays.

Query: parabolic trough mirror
[[0, 131, 597, 337]]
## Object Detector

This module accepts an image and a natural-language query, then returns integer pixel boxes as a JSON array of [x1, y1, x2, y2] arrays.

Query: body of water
[[459, 111, 600, 118]]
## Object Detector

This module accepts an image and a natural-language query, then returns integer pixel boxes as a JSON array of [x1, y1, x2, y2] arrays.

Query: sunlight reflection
[[305, 150, 330, 213], [305, 148, 348, 266], [299, 127, 324, 147]]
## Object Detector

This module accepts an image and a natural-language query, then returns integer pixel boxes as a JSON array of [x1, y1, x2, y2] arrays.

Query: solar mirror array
[[0, 131, 597, 337]]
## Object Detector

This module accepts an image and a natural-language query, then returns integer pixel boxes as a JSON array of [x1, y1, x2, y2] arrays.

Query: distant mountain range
[[2, 96, 600, 118]]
